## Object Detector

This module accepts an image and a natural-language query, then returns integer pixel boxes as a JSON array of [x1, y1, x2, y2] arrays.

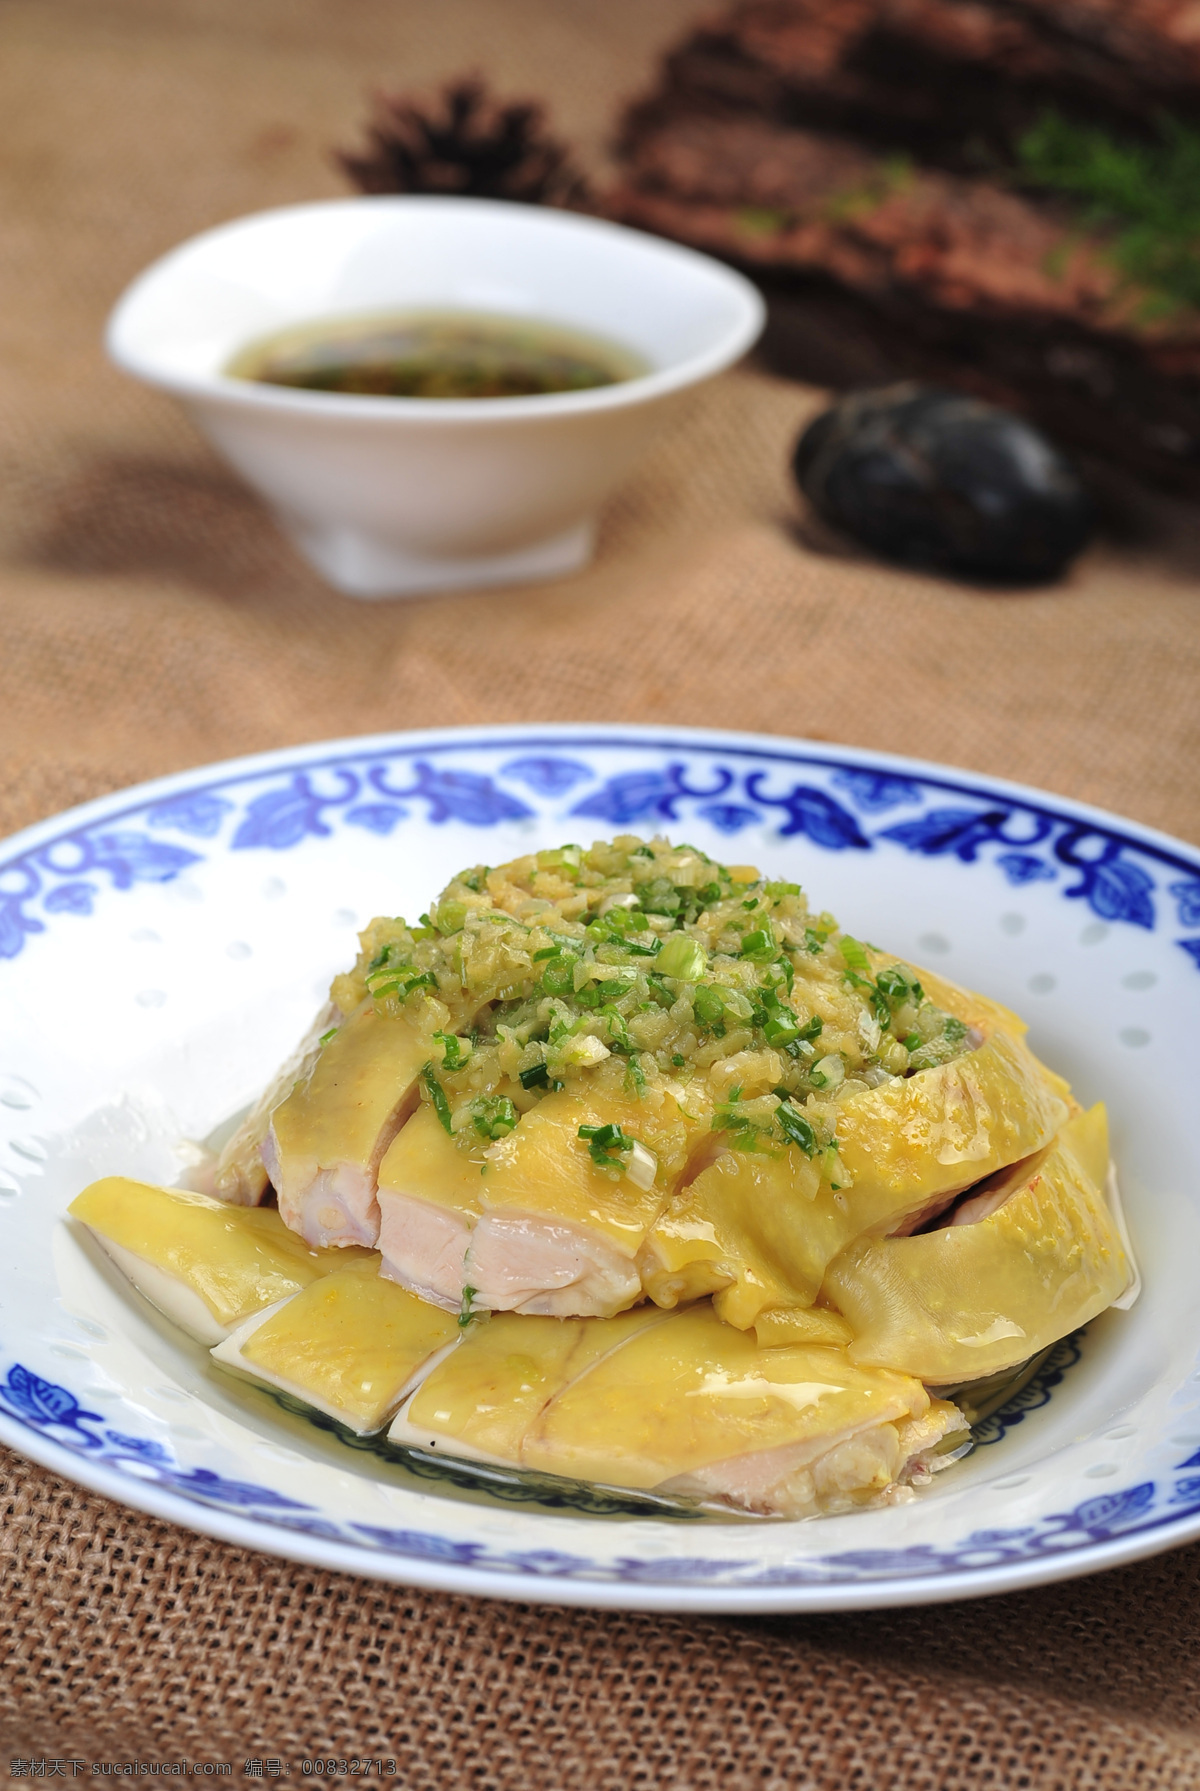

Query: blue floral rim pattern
[[2, 733, 1199, 966], [5, 1348, 1198, 1587]]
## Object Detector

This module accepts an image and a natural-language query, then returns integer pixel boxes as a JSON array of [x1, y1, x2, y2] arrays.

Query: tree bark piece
[[610, 0, 1200, 493]]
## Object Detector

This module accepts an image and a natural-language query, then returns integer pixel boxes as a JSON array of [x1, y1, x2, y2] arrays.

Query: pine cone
[[337, 77, 591, 209]]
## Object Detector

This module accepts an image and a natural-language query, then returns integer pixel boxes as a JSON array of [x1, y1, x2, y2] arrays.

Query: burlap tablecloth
[[3, 2, 1200, 1780]]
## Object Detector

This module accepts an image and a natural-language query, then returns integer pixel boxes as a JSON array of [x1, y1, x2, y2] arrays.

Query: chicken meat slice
[[823, 1104, 1132, 1382], [393, 1300, 966, 1517], [641, 980, 1069, 1331], [204, 1001, 339, 1206], [377, 1088, 696, 1318], [68, 1175, 371, 1345], [212, 1257, 459, 1434], [639, 1142, 859, 1328], [389, 1305, 671, 1463], [265, 1000, 454, 1251], [831, 999, 1070, 1236]]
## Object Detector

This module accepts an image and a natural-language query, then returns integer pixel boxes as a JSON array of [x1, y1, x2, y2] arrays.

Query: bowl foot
[[279, 516, 596, 599]]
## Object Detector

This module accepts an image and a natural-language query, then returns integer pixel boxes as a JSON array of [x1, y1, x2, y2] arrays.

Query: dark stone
[[792, 384, 1097, 584]]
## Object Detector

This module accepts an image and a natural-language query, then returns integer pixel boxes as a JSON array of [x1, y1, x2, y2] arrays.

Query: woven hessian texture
[[2, 1, 1200, 1781]]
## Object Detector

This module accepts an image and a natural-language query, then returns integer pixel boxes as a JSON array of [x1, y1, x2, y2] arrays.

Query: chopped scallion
[[776, 1101, 817, 1156], [839, 935, 871, 971], [434, 1031, 471, 1070], [421, 1062, 454, 1134], [655, 934, 707, 980], [470, 1096, 517, 1141], [578, 1122, 635, 1167]]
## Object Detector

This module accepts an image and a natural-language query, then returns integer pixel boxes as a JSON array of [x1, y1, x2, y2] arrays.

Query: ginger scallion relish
[[327, 836, 976, 1169]]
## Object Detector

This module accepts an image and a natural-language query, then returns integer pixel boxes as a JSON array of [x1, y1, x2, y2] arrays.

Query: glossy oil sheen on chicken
[[243, 835, 1080, 1324], [71, 833, 1135, 1521]]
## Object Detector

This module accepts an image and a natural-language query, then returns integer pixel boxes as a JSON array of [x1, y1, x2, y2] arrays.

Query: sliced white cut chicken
[[265, 1002, 450, 1250], [389, 1305, 668, 1461], [823, 1104, 1132, 1382], [377, 1088, 693, 1319], [392, 1300, 966, 1517], [828, 957, 1071, 1235], [205, 1001, 338, 1206], [639, 1143, 856, 1328], [641, 978, 1069, 1331], [68, 1175, 368, 1345], [212, 1259, 459, 1433]]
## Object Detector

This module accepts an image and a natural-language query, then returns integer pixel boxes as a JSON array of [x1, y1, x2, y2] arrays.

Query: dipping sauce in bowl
[[226, 308, 650, 400], [108, 195, 764, 595]]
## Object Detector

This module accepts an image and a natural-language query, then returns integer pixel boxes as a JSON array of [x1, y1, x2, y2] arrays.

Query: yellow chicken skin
[[377, 1087, 695, 1318], [265, 1002, 447, 1251], [395, 1306, 670, 1462], [752, 1306, 855, 1349], [822, 1106, 1129, 1382], [212, 1261, 459, 1433], [638, 1145, 855, 1327], [253, 836, 1073, 1324], [207, 1001, 338, 1206], [639, 1021, 1067, 1332], [895, 960, 1071, 1115], [398, 1301, 964, 1517], [69, 1176, 370, 1344], [831, 1023, 1070, 1238]]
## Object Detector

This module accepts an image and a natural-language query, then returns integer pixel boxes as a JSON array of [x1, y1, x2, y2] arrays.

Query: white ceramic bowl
[[106, 197, 765, 598]]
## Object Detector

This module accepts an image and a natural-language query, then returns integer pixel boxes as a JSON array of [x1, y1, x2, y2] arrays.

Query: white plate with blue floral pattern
[[2, 723, 1198, 1612]]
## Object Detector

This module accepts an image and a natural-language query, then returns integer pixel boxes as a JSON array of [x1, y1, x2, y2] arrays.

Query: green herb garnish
[[638, 878, 682, 917], [578, 1122, 634, 1168], [692, 984, 727, 1032], [839, 935, 871, 972], [762, 1009, 800, 1048], [470, 1095, 517, 1142], [433, 900, 467, 936], [536, 948, 579, 998], [711, 1087, 775, 1152], [775, 1100, 818, 1156], [369, 966, 439, 1002], [739, 927, 778, 962], [434, 1031, 471, 1070], [655, 934, 707, 981], [875, 964, 922, 1004], [421, 1062, 454, 1134]]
